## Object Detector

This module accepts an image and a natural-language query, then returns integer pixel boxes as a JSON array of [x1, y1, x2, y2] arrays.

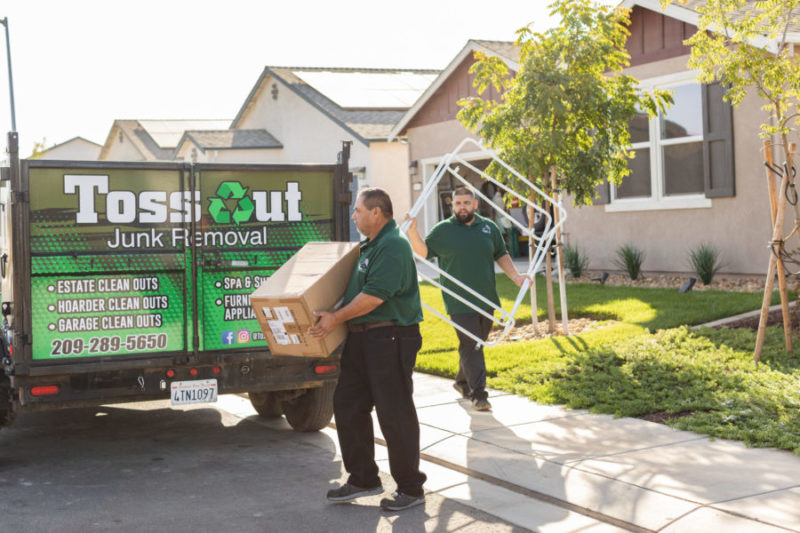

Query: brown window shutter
[[593, 179, 610, 204], [702, 82, 735, 198]]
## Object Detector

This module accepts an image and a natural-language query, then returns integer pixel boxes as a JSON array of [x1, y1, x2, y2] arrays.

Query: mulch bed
[[568, 273, 771, 293], [487, 317, 616, 344]]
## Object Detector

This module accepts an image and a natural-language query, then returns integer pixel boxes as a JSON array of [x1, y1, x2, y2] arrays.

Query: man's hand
[[308, 310, 340, 338], [404, 214, 418, 231], [511, 272, 533, 288]]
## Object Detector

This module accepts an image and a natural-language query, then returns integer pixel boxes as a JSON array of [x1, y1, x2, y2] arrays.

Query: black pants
[[451, 313, 493, 401], [333, 324, 426, 497]]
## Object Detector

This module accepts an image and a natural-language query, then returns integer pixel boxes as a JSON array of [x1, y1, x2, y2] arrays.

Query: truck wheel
[[283, 381, 335, 432], [248, 391, 283, 419]]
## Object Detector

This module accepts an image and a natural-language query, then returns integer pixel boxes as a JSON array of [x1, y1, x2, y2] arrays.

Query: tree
[[458, 0, 671, 332], [29, 138, 47, 159], [662, 0, 800, 361]]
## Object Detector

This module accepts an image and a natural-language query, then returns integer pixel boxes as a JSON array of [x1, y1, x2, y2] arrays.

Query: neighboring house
[[394, 8, 796, 276], [97, 67, 438, 226], [99, 119, 231, 161], [174, 129, 282, 162], [35, 136, 101, 160], [389, 40, 519, 236], [230, 66, 439, 220]]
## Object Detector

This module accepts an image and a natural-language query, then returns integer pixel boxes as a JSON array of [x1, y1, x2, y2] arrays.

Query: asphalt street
[[0, 399, 527, 533]]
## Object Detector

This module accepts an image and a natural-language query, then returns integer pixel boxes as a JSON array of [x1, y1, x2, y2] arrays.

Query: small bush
[[564, 243, 590, 278], [689, 243, 722, 285], [614, 243, 645, 280]]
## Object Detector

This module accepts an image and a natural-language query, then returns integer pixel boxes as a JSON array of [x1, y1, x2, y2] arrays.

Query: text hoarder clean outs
[[250, 242, 359, 356]]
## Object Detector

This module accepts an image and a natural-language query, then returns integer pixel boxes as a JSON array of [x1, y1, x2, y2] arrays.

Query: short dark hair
[[452, 186, 475, 199], [358, 187, 393, 217]]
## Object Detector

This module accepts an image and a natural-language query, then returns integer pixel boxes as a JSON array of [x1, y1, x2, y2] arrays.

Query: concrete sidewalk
[[373, 373, 800, 532]]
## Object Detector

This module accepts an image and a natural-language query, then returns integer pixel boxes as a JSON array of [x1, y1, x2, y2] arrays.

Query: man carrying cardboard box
[[309, 188, 427, 512]]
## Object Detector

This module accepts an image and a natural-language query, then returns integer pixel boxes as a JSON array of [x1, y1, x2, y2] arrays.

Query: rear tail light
[[213, 366, 221, 375], [314, 364, 338, 375], [31, 385, 59, 396], [166, 369, 176, 378], [189, 368, 198, 376]]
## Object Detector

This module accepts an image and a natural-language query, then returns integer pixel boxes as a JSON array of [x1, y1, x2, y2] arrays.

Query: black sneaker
[[326, 482, 383, 502], [472, 397, 492, 411], [453, 382, 470, 399], [379, 491, 425, 511]]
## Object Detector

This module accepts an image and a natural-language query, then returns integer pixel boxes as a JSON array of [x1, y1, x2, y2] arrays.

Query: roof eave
[[623, 0, 800, 50], [388, 40, 519, 140]]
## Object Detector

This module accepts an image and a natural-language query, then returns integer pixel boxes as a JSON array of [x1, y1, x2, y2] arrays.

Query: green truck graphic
[[0, 133, 352, 432]]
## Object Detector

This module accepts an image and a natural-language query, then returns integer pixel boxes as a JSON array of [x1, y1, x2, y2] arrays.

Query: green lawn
[[417, 277, 800, 453]]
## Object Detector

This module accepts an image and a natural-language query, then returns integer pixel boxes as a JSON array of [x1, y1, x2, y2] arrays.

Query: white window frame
[[606, 70, 712, 212]]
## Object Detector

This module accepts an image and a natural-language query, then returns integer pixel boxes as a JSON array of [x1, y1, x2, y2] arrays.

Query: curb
[[694, 300, 797, 329]]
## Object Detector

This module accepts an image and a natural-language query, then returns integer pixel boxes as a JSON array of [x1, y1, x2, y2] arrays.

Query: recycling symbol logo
[[208, 181, 254, 225]]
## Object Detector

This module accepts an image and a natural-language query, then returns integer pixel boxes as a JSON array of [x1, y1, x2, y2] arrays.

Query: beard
[[455, 210, 475, 224]]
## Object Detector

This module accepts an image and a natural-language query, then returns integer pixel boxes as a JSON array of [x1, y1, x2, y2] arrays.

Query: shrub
[[614, 243, 645, 280], [564, 243, 590, 278], [689, 243, 722, 285]]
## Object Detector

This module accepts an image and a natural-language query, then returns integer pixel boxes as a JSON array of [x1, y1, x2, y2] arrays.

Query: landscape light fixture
[[679, 277, 696, 293], [592, 272, 609, 284]]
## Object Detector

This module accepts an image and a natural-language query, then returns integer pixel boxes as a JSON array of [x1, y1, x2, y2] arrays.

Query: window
[[604, 72, 733, 212]]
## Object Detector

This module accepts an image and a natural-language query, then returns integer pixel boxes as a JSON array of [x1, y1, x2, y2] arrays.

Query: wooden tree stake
[[551, 167, 569, 334], [527, 191, 539, 331], [755, 141, 796, 362]]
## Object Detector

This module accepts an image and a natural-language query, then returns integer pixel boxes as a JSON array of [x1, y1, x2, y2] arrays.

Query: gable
[[627, 5, 697, 67], [405, 52, 508, 131]]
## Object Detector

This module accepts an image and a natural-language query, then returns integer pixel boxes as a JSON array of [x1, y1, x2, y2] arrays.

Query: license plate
[[170, 379, 218, 406]]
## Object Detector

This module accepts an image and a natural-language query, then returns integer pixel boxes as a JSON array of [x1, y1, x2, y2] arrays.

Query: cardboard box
[[250, 241, 360, 357]]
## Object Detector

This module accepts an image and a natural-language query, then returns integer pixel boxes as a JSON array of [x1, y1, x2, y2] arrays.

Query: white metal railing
[[401, 138, 566, 347]]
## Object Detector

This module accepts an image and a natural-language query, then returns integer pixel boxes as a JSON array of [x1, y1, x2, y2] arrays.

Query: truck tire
[[248, 391, 283, 419], [283, 381, 335, 432]]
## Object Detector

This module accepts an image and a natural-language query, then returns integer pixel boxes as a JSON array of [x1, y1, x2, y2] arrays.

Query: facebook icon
[[221, 331, 235, 345]]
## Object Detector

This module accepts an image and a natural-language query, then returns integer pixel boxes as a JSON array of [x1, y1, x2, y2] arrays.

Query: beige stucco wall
[[102, 129, 147, 161], [41, 139, 101, 160], [235, 75, 371, 177], [563, 54, 780, 276], [369, 141, 412, 223]]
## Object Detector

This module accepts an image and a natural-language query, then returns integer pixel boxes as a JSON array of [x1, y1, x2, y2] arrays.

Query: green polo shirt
[[425, 213, 508, 315], [343, 219, 423, 326]]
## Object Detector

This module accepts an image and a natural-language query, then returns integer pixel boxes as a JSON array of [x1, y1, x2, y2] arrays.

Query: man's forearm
[[496, 254, 522, 284], [332, 292, 383, 325], [406, 226, 428, 258]]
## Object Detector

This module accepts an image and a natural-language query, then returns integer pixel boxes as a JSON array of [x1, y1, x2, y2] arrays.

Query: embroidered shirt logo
[[481, 224, 491, 234], [358, 257, 369, 273]]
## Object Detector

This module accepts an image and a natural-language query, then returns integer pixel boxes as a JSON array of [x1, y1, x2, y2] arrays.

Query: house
[[34, 136, 102, 160], [568, 0, 787, 276], [98, 67, 438, 224], [393, 7, 795, 276], [228, 66, 439, 219], [99, 119, 231, 161]]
